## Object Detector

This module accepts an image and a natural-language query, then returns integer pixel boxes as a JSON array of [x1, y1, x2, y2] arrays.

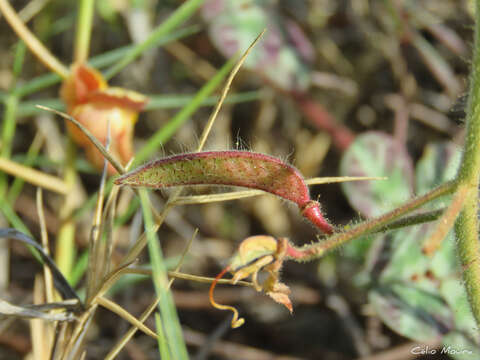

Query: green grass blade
[[134, 56, 236, 165], [0, 94, 19, 159], [139, 189, 188, 359], [104, 0, 205, 80], [7, 134, 43, 204], [14, 25, 199, 99], [144, 90, 262, 110], [17, 90, 261, 117], [70, 249, 89, 288], [155, 312, 171, 360], [14, 72, 61, 98], [0, 201, 30, 235], [93, 24, 200, 70]]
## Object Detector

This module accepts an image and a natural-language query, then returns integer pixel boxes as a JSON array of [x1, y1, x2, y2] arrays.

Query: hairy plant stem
[[371, 208, 444, 233], [454, 0, 480, 328], [286, 181, 456, 261]]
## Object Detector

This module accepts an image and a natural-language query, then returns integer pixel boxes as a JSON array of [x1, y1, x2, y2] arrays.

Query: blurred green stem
[[55, 0, 94, 281], [55, 138, 78, 282], [7, 133, 43, 204], [454, 0, 480, 329], [0, 41, 23, 210], [104, 0, 205, 80], [74, 0, 95, 63]]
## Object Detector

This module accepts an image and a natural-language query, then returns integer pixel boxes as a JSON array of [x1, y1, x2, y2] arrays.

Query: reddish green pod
[[115, 151, 333, 234]]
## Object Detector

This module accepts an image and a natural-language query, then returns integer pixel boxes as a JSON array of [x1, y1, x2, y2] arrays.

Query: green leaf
[[377, 226, 431, 284], [202, 0, 311, 91], [442, 332, 480, 360], [365, 140, 479, 351], [416, 142, 462, 202], [370, 284, 453, 342], [340, 131, 414, 218], [440, 279, 478, 339]]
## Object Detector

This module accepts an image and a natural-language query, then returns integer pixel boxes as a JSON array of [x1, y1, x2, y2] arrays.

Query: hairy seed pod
[[115, 151, 333, 234]]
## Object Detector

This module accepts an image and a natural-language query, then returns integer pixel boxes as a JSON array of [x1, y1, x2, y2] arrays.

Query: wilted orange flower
[[60, 63, 148, 174]]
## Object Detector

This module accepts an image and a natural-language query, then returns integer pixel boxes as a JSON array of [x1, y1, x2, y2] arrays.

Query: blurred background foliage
[[0, 0, 476, 359]]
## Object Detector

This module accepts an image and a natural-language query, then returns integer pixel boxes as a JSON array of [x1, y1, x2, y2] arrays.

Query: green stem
[[7, 133, 43, 204], [287, 181, 456, 261], [74, 0, 95, 63], [0, 93, 19, 201], [55, 138, 78, 282], [454, 0, 480, 328], [139, 190, 188, 359], [0, 95, 18, 158]]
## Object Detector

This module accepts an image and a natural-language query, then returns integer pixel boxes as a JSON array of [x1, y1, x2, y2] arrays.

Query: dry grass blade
[[93, 260, 137, 300], [0, 157, 68, 194], [30, 275, 50, 360], [422, 185, 468, 255], [85, 125, 111, 303], [64, 305, 97, 360], [173, 190, 265, 205], [306, 176, 387, 185], [168, 228, 197, 289], [36, 188, 55, 303], [95, 296, 157, 339], [50, 322, 70, 360], [184, 327, 306, 360], [36, 105, 125, 174], [173, 176, 387, 205], [196, 29, 266, 150], [26, 299, 79, 311], [125, 268, 253, 288], [107, 229, 251, 358], [18, 0, 50, 22], [105, 230, 197, 359], [105, 298, 159, 360], [99, 126, 119, 277], [0, 228, 81, 303], [102, 186, 119, 276], [36, 107, 162, 227], [0, 0, 69, 77], [0, 299, 74, 321]]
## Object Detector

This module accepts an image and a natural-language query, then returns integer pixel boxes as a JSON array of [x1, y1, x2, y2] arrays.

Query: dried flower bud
[[60, 63, 148, 173]]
